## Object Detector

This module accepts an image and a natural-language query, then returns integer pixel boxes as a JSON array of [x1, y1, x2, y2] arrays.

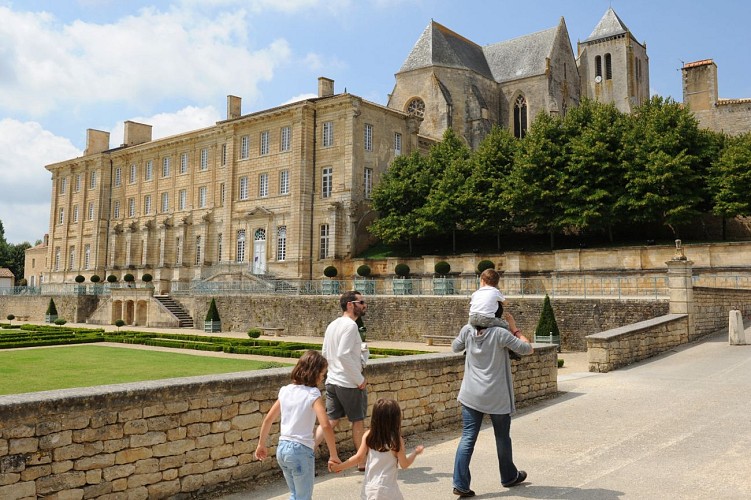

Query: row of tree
[[369, 96, 749, 250], [0, 221, 32, 285]]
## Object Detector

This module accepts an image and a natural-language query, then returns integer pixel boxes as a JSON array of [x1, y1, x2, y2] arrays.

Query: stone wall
[[693, 287, 751, 337], [0, 295, 100, 324], [0, 346, 557, 499], [586, 314, 689, 373]]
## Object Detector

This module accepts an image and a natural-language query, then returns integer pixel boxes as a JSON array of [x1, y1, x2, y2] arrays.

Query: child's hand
[[254, 445, 267, 461], [329, 460, 343, 473], [414, 445, 425, 455]]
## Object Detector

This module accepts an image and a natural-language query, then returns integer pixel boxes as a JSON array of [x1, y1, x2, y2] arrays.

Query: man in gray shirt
[[451, 317, 533, 497]]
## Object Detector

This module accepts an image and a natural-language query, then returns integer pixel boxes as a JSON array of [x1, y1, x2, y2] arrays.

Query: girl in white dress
[[330, 398, 424, 499]]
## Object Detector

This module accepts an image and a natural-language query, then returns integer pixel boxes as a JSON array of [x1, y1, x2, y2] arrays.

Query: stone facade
[[0, 347, 557, 499]]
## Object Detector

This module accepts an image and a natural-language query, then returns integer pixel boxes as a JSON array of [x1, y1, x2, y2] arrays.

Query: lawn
[[0, 345, 289, 395]]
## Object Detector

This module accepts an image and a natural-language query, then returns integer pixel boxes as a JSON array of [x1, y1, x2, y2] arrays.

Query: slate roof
[[584, 7, 629, 42], [483, 26, 559, 83]]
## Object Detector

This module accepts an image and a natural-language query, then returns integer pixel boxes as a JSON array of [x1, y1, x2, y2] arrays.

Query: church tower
[[577, 7, 649, 113]]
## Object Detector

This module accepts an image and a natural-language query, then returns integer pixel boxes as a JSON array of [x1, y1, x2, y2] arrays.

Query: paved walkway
[[212, 330, 751, 499]]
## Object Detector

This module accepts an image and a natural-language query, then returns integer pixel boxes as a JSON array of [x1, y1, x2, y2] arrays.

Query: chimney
[[123, 121, 152, 147], [318, 77, 334, 98], [227, 95, 242, 120], [43, 234, 49, 247], [84, 129, 110, 155]]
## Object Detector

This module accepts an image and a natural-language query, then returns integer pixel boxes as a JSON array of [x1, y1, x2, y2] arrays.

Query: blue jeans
[[453, 404, 518, 491], [276, 440, 315, 500]]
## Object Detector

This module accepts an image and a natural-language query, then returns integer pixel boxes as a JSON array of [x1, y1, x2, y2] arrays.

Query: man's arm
[[452, 324, 471, 353], [337, 326, 365, 387]]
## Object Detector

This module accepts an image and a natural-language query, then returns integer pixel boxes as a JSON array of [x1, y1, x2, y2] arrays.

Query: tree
[[534, 294, 560, 338], [709, 132, 751, 239]]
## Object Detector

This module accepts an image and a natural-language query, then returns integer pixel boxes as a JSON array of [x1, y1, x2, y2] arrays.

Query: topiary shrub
[[90, 275, 101, 283], [434, 261, 451, 276], [394, 263, 410, 278], [6, 314, 14, 322], [107, 274, 118, 283], [248, 328, 262, 339], [54, 318, 67, 326], [356, 264, 371, 278], [477, 260, 495, 273], [205, 298, 221, 322], [323, 266, 338, 278], [141, 273, 153, 283], [114, 319, 125, 331], [74, 275, 85, 284], [534, 294, 561, 351], [558, 358, 565, 368], [123, 273, 135, 283], [46, 298, 58, 316]]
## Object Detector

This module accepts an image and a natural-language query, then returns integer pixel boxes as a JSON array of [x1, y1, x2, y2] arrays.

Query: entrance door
[[253, 228, 266, 274]]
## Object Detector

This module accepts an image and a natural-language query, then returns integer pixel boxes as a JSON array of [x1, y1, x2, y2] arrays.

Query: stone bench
[[261, 327, 285, 337], [15, 315, 30, 322], [422, 335, 454, 346]]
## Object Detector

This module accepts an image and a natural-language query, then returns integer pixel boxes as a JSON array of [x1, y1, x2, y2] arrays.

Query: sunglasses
[[349, 300, 366, 305]]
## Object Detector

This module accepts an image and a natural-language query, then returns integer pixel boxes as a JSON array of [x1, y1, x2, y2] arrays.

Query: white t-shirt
[[278, 384, 321, 449], [469, 286, 506, 317], [322, 316, 365, 388]]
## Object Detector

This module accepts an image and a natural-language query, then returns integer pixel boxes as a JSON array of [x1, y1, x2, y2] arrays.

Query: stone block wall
[[0, 295, 100, 324], [693, 287, 751, 337], [0, 347, 556, 499]]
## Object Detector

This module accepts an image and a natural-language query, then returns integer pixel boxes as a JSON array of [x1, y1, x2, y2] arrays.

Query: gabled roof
[[584, 7, 629, 42], [0, 268, 14, 279], [483, 25, 559, 83]]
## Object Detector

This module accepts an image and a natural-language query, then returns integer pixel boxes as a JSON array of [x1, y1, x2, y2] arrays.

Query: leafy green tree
[[709, 132, 751, 238]]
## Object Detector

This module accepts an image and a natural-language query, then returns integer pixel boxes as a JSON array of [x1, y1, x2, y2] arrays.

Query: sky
[[1, 0, 749, 245]]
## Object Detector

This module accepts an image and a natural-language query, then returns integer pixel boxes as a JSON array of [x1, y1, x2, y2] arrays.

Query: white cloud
[[0, 119, 81, 244]]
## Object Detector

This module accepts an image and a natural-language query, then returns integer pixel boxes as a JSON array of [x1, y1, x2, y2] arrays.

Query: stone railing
[[0, 346, 557, 499], [586, 314, 689, 373]]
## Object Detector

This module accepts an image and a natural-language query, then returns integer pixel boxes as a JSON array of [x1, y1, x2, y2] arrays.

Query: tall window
[[240, 135, 250, 159], [259, 173, 269, 197], [145, 160, 153, 180], [217, 234, 223, 262], [364, 168, 373, 199], [72, 205, 79, 223], [58, 208, 64, 225], [176, 236, 182, 265], [239, 176, 248, 200], [90, 171, 97, 189], [220, 183, 225, 206], [280, 126, 291, 152], [180, 152, 188, 174], [87, 202, 95, 221], [113, 201, 120, 219], [68, 246, 75, 270], [236, 230, 246, 262], [605, 53, 612, 80], [279, 170, 289, 195], [322, 167, 332, 198], [277, 226, 287, 261], [59, 177, 67, 194], [161, 192, 169, 213], [129, 164, 137, 184], [128, 198, 136, 217], [319, 224, 330, 259], [595, 55, 602, 78], [221, 143, 227, 166], [114, 168, 121, 187], [513, 95, 528, 139], [198, 186, 207, 208], [74, 174, 81, 192], [54, 247, 60, 271], [394, 132, 402, 156], [200, 148, 208, 170], [260, 131, 269, 155], [364, 123, 373, 151], [84, 244, 91, 270], [178, 189, 187, 210], [144, 194, 152, 214], [322, 121, 333, 147], [195, 236, 202, 265], [162, 157, 171, 177]]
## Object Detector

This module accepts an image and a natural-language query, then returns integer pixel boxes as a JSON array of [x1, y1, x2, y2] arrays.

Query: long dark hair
[[366, 398, 402, 453], [290, 350, 327, 387]]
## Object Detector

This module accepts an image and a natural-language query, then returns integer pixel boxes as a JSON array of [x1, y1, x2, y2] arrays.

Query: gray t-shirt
[[452, 324, 533, 415]]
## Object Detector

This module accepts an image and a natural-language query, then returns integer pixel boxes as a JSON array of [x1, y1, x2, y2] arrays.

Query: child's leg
[[469, 313, 495, 329], [276, 441, 315, 500], [488, 316, 510, 329]]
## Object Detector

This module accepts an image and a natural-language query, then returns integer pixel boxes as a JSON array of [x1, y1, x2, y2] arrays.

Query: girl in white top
[[330, 398, 424, 500], [255, 350, 340, 500]]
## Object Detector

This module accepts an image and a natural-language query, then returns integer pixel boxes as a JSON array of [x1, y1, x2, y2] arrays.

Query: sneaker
[[452, 487, 476, 497], [502, 470, 527, 487]]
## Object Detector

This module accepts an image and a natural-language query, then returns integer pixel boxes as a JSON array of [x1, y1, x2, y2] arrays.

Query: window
[[322, 121, 333, 147], [259, 173, 268, 197], [219, 183, 225, 206], [90, 171, 97, 189], [279, 170, 289, 195], [319, 224, 330, 259], [322, 167, 332, 198], [72, 205, 79, 223], [129, 164, 137, 184], [84, 244, 91, 270], [180, 152, 188, 174], [513, 95, 528, 139], [200, 148, 208, 170], [145, 160, 153, 180], [221, 143, 227, 166], [195, 236, 202, 265], [364, 123, 373, 152], [178, 189, 187, 210], [176, 237, 182, 265], [142, 240, 147, 266], [54, 247, 60, 271], [161, 192, 169, 213], [68, 246, 75, 270], [87, 202, 95, 221], [239, 176, 248, 200], [240, 135, 249, 159], [74, 174, 81, 193], [114, 168, 121, 187], [406, 98, 425, 117], [162, 157, 171, 177], [236, 230, 246, 262], [128, 198, 136, 217], [198, 186, 207, 208], [605, 53, 612, 80], [364, 168, 373, 199], [280, 126, 291, 152], [113, 201, 120, 219], [277, 226, 287, 261], [217, 234, 223, 262], [595, 55, 602, 78], [144, 194, 152, 215], [59, 177, 67, 194], [394, 132, 402, 156], [260, 131, 269, 155], [58, 208, 64, 225]]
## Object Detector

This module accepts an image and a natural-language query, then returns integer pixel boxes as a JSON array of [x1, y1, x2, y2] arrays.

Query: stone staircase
[[154, 295, 194, 328]]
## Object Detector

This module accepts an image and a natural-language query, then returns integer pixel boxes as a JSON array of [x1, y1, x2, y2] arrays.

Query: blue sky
[[1, 0, 749, 245]]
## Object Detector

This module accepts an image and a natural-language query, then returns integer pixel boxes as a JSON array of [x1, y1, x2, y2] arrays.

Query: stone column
[[666, 239, 695, 341]]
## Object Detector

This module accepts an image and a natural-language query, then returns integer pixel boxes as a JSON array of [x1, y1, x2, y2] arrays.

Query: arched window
[[406, 98, 425, 118], [277, 226, 287, 262], [595, 55, 602, 78], [605, 53, 612, 80], [513, 95, 528, 139]]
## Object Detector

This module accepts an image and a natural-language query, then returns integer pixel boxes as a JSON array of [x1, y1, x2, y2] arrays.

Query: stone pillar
[[666, 239, 695, 340], [729, 310, 747, 345]]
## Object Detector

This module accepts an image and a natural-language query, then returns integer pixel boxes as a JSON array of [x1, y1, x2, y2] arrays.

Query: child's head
[[480, 268, 500, 287], [366, 398, 402, 452], [291, 350, 328, 387]]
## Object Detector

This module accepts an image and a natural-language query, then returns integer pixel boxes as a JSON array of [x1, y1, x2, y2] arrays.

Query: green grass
[[0, 345, 290, 395]]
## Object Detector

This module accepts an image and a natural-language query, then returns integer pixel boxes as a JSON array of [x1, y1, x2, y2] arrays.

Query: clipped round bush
[[90, 275, 101, 283], [323, 266, 338, 278], [114, 319, 125, 328], [123, 273, 135, 282], [394, 263, 410, 278], [74, 274, 85, 283], [107, 274, 118, 283], [356, 264, 372, 278], [248, 328, 262, 339], [54, 318, 67, 326], [6, 314, 14, 321], [477, 260, 495, 273], [142, 273, 153, 283], [434, 261, 451, 276]]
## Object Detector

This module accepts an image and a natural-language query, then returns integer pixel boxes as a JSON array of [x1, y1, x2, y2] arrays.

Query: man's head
[[340, 290, 366, 319], [480, 268, 500, 287]]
